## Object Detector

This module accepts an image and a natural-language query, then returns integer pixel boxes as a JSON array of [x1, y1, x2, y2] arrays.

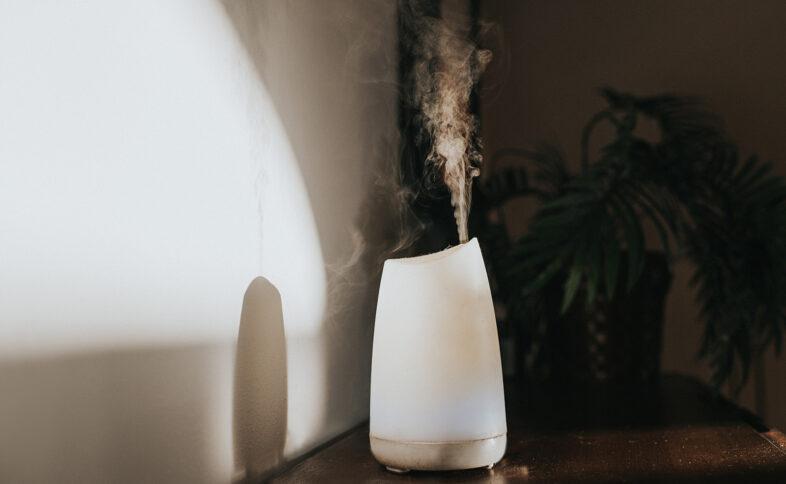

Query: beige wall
[[479, 0, 786, 428], [0, 1, 397, 482]]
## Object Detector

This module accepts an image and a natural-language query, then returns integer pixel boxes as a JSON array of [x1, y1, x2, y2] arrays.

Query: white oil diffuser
[[369, 237, 507, 472]]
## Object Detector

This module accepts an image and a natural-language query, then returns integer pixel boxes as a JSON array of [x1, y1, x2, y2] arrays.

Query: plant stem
[[581, 110, 618, 175]]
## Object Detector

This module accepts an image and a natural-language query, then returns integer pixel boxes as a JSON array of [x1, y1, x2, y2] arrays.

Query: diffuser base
[[370, 434, 506, 472]]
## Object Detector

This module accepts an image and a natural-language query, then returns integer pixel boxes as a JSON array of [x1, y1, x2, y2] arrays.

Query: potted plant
[[471, 88, 786, 394]]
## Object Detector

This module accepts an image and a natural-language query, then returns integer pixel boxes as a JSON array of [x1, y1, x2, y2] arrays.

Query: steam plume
[[411, 6, 491, 243]]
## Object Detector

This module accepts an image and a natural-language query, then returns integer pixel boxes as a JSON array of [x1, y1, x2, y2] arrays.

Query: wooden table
[[272, 374, 786, 482]]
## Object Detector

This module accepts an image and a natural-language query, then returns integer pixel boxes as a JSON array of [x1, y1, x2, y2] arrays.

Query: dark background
[[475, 0, 786, 429]]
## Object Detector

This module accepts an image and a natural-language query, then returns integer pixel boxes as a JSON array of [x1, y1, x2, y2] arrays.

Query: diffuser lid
[[383, 237, 479, 266]]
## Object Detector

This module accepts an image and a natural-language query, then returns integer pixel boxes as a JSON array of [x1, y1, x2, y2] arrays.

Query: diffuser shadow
[[233, 277, 287, 481]]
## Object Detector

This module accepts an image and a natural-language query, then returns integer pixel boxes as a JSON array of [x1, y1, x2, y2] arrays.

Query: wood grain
[[272, 375, 786, 483]]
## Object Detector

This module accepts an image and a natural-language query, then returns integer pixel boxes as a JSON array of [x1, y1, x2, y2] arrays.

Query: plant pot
[[521, 251, 672, 392]]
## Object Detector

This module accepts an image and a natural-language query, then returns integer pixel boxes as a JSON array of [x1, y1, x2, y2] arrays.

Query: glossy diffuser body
[[369, 238, 507, 472]]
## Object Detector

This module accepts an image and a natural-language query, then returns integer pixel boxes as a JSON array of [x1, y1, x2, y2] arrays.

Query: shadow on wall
[[233, 277, 287, 481], [0, 344, 235, 484], [222, 0, 402, 475], [222, 0, 400, 262], [222, 0, 409, 272]]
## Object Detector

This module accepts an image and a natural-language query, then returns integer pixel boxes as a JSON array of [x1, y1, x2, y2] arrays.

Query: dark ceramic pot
[[520, 251, 673, 391]]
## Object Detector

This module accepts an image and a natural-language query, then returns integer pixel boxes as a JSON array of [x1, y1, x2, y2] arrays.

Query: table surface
[[272, 374, 786, 483]]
